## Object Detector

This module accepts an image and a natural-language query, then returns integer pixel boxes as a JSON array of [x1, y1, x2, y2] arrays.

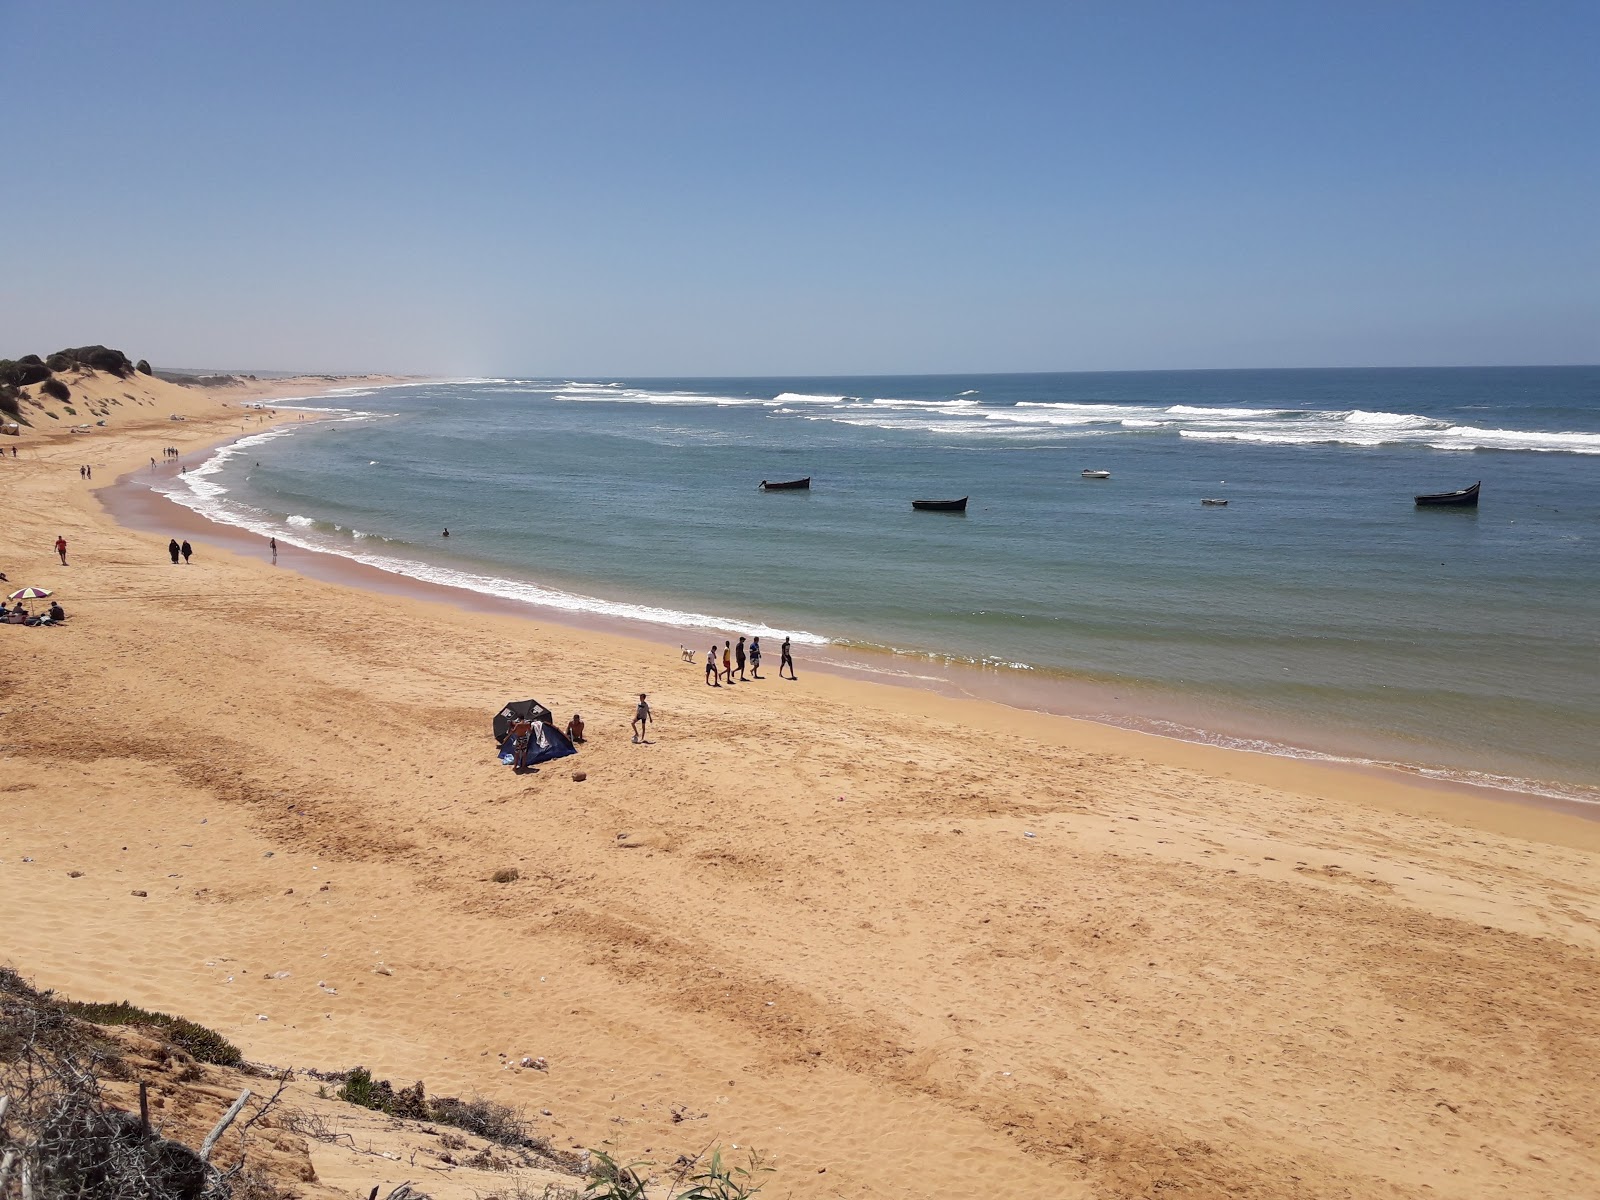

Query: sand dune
[[3, 374, 1599, 1198]]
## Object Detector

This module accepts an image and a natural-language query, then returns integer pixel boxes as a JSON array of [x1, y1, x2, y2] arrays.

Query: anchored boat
[[1414, 481, 1480, 507]]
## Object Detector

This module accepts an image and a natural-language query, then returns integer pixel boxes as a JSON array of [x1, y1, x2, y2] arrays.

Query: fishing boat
[[1414, 481, 1480, 507], [911, 496, 968, 512], [758, 477, 811, 490], [1081, 469, 1111, 479], [1201, 498, 1229, 506]]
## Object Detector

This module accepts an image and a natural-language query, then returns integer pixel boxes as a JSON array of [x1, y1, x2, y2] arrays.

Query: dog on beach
[[680, 645, 696, 663]]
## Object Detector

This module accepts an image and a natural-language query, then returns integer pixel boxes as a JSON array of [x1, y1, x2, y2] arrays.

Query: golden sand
[[4, 370, 1599, 1199]]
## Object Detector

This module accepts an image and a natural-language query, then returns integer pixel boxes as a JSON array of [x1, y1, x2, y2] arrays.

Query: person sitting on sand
[[48, 601, 65, 623], [566, 713, 585, 743]]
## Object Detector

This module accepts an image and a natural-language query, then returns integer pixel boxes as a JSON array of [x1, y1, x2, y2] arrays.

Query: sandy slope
[[3, 373, 1599, 1199]]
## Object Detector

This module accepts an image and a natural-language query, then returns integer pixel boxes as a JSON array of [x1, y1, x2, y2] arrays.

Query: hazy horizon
[[4, 2, 1596, 376]]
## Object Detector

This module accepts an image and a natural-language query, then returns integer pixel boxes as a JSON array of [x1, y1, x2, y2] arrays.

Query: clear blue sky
[[3, 1, 1596, 375]]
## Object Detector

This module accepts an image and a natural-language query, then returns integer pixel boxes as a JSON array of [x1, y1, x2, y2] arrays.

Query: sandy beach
[[4, 370, 1600, 1199]]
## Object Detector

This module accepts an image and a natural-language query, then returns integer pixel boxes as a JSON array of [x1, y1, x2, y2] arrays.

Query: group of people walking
[[77, 464, 93, 480], [168, 538, 194, 564], [704, 635, 795, 686]]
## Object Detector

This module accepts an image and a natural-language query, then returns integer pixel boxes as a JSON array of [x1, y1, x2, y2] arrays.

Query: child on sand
[[631, 694, 652, 743]]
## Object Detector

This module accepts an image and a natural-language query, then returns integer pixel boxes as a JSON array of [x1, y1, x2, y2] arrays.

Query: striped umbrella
[[7, 587, 52, 600]]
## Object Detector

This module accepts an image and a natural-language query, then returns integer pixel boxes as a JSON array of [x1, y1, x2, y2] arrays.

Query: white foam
[[1164, 405, 1287, 418], [1344, 409, 1441, 429], [771, 392, 850, 405], [165, 421, 831, 647]]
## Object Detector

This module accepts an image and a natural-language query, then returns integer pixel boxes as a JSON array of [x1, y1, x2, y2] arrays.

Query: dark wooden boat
[[912, 496, 968, 512], [1414, 481, 1480, 507], [759, 477, 811, 490]]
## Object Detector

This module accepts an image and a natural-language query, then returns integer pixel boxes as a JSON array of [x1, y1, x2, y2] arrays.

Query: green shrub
[[136, 359, 153, 375], [61, 999, 244, 1066], [0, 358, 51, 387], [42, 378, 70, 401], [336, 1065, 395, 1112], [49, 345, 134, 378]]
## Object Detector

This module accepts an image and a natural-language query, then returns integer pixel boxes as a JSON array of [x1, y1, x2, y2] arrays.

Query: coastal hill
[[0, 347, 402, 444], [0, 345, 264, 437]]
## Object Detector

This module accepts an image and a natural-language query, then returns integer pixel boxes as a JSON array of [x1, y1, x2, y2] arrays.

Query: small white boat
[[1201, 498, 1229, 506], [1081, 469, 1111, 479]]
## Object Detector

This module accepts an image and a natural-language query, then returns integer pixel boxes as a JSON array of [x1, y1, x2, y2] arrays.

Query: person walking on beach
[[705, 646, 721, 686], [735, 636, 747, 681], [631, 694, 652, 743], [79, 466, 85, 479], [749, 636, 762, 679], [269, 536, 277, 562], [722, 640, 734, 684], [86, 465, 91, 480], [180, 540, 193, 564], [168, 538, 181, 564], [780, 636, 796, 680], [54, 535, 67, 565]]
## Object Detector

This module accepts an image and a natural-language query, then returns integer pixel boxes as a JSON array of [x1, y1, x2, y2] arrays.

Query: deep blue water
[[170, 367, 1600, 801]]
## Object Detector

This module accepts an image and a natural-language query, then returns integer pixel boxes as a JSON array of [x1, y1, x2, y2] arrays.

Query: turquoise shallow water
[[165, 367, 1600, 802]]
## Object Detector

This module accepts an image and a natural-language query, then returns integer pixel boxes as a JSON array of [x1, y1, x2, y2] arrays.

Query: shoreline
[[9, 372, 1600, 1197], [107, 413, 1600, 822]]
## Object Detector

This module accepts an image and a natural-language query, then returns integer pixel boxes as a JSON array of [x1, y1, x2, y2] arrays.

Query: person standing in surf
[[780, 636, 796, 680]]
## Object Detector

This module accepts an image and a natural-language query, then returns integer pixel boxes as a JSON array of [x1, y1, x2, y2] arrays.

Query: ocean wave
[[867, 398, 982, 410], [771, 392, 851, 405], [1164, 405, 1288, 418], [1180, 424, 1600, 453], [1344, 409, 1443, 428], [166, 425, 831, 647], [554, 388, 766, 407]]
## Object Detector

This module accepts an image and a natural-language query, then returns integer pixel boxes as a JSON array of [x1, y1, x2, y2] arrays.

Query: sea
[[157, 367, 1600, 806]]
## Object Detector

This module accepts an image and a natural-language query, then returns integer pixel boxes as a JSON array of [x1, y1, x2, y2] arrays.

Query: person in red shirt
[[54, 535, 67, 565]]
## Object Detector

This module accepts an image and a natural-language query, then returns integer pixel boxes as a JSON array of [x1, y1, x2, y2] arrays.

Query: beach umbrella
[[493, 699, 554, 742], [7, 587, 51, 601]]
